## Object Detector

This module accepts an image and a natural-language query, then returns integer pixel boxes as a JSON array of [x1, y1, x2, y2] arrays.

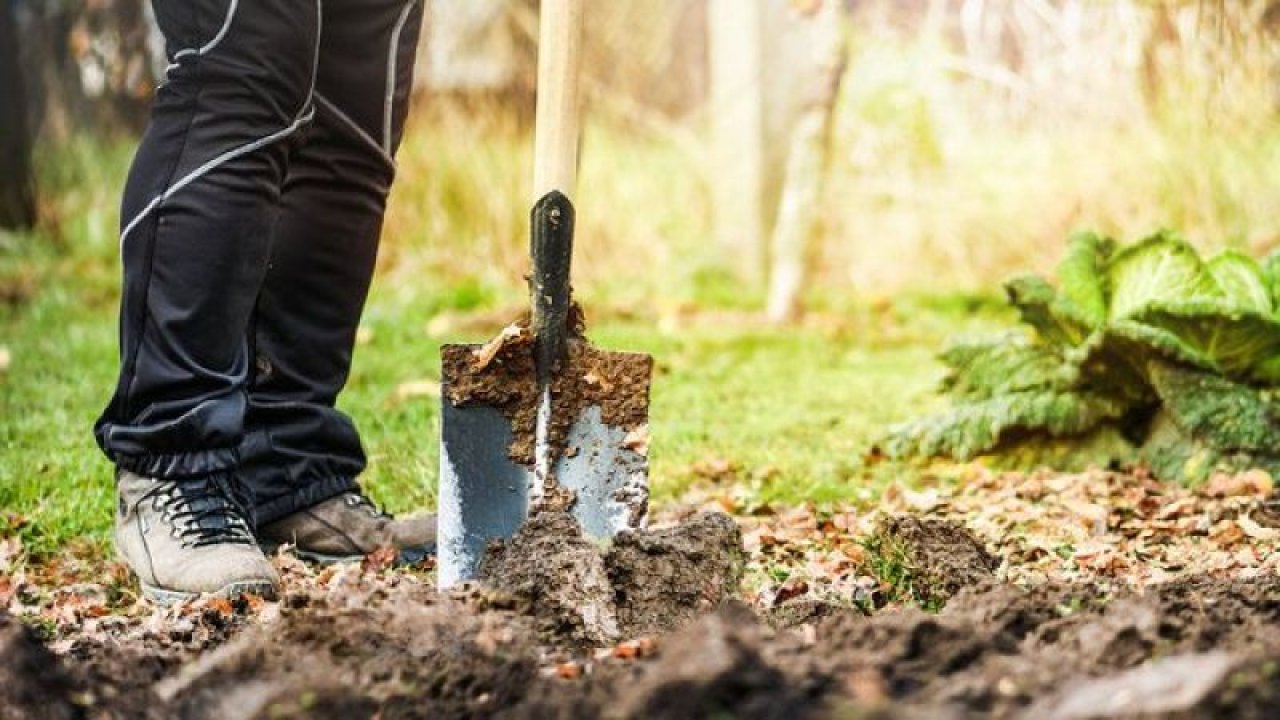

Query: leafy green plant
[[886, 230, 1280, 483]]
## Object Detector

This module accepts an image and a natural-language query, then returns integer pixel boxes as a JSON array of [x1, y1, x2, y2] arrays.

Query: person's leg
[[97, 0, 321, 600], [240, 0, 425, 531], [97, 0, 320, 477]]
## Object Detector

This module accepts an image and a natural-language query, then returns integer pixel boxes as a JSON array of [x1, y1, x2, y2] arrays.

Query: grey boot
[[258, 492, 437, 565], [115, 471, 279, 604]]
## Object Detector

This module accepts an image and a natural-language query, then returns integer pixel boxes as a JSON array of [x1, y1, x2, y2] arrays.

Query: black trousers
[[95, 0, 423, 524]]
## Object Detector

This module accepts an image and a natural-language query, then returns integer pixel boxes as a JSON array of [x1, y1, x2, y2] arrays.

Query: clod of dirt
[[0, 613, 83, 720], [480, 510, 622, 647], [442, 315, 652, 468], [64, 640, 178, 720], [482, 511, 747, 646], [158, 588, 542, 720], [615, 602, 816, 720], [1026, 651, 1247, 720], [871, 515, 999, 607], [765, 598, 849, 630], [607, 511, 746, 637]]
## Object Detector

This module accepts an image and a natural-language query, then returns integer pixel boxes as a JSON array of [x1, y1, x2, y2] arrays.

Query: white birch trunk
[[765, 1, 847, 323], [709, 0, 767, 285]]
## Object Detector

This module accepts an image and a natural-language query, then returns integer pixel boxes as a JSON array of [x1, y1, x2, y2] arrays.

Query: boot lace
[[151, 474, 256, 548], [342, 492, 391, 519]]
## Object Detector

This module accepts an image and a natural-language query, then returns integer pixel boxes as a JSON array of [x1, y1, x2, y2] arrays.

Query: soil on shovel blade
[[441, 311, 652, 468], [9, 514, 1280, 719]]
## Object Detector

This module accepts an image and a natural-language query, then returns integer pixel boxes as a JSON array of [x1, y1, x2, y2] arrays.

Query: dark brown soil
[[9, 517, 1280, 719], [441, 316, 652, 468], [481, 511, 745, 644], [155, 589, 543, 720], [0, 613, 84, 720], [871, 515, 1000, 606], [479, 510, 622, 647], [606, 511, 746, 638]]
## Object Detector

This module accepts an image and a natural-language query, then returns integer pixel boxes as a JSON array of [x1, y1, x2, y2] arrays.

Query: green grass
[[0, 128, 1009, 558]]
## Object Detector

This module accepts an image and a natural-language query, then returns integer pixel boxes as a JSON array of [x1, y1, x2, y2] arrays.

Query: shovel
[[436, 0, 652, 589]]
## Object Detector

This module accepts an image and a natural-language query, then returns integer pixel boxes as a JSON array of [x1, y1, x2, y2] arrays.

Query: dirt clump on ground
[[0, 612, 85, 720], [441, 314, 652, 467], [870, 515, 999, 607], [607, 511, 746, 637], [804, 574, 1280, 717], [611, 602, 817, 720], [482, 510, 746, 644], [480, 510, 622, 646], [765, 597, 849, 630], [157, 588, 543, 720]]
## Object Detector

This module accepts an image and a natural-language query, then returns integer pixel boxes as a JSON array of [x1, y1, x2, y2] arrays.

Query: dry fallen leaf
[[205, 597, 235, 617], [902, 487, 941, 512], [1206, 470, 1273, 499], [362, 546, 399, 573], [394, 379, 441, 402], [582, 370, 612, 392], [622, 425, 650, 456], [555, 661, 583, 679], [472, 323, 527, 370], [1237, 515, 1280, 542], [612, 640, 642, 660], [690, 457, 737, 482]]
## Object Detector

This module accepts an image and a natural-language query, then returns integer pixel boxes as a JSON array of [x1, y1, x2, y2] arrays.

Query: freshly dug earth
[[871, 515, 1001, 607], [8, 517, 1280, 719], [441, 317, 652, 467], [479, 510, 622, 646], [607, 511, 746, 638], [0, 613, 83, 720], [479, 510, 746, 645]]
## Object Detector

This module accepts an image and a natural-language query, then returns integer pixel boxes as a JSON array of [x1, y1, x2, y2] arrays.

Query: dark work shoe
[[258, 492, 437, 565], [115, 471, 280, 605]]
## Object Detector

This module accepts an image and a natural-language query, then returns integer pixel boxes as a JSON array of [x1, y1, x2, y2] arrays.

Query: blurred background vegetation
[[6, 0, 1280, 309], [3, 0, 1280, 551]]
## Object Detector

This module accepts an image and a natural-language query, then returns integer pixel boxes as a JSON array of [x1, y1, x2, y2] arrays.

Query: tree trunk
[[709, 0, 767, 285], [0, 0, 36, 230], [427, 0, 515, 91], [16, 0, 157, 143], [765, 1, 847, 323]]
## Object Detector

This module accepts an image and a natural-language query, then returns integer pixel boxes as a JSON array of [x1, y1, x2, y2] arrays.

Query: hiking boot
[[258, 492, 437, 565], [115, 470, 280, 605]]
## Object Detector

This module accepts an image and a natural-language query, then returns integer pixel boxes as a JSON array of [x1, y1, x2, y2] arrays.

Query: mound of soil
[[480, 510, 621, 646], [607, 511, 746, 637], [482, 510, 746, 644], [611, 602, 814, 720], [807, 575, 1280, 717], [873, 515, 999, 606], [0, 613, 83, 720]]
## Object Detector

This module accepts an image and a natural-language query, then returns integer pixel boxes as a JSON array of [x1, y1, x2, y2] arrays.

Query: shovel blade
[[436, 344, 650, 589]]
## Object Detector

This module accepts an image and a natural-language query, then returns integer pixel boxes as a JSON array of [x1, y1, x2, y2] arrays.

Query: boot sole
[[141, 579, 279, 606], [261, 544, 436, 567]]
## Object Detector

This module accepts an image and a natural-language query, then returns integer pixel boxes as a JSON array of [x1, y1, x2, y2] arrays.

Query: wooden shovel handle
[[533, 0, 583, 201]]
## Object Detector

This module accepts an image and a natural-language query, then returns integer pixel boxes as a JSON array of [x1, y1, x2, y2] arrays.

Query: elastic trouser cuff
[[111, 445, 240, 480], [251, 475, 358, 527]]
